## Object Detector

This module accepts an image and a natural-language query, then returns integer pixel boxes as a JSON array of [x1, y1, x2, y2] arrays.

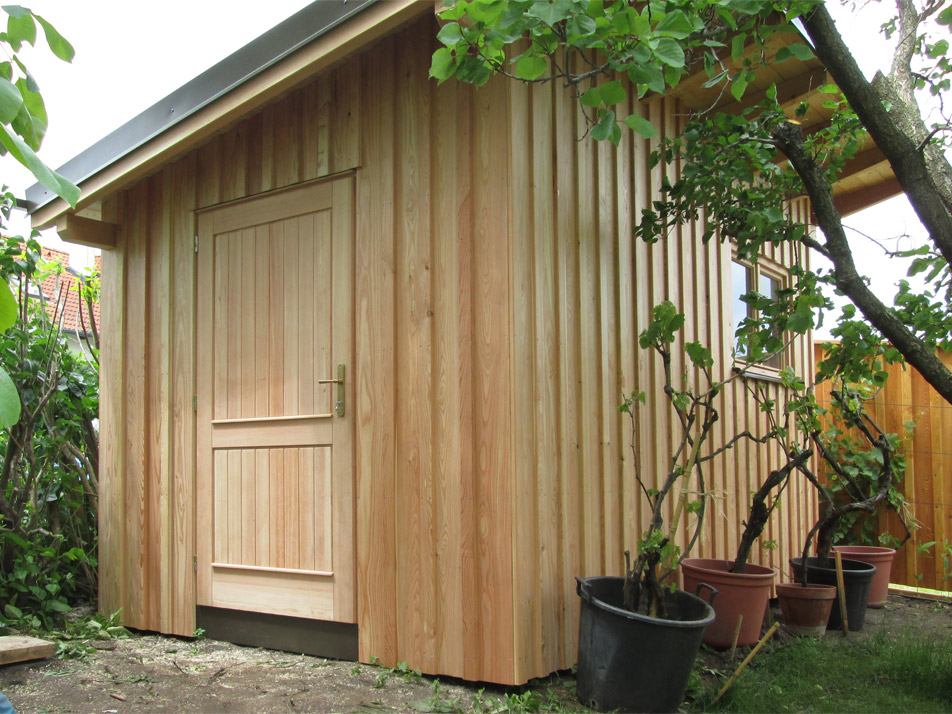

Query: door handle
[[318, 364, 345, 417]]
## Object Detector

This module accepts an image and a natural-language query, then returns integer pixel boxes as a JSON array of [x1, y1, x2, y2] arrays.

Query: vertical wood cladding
[[97, 14, 816, 686]]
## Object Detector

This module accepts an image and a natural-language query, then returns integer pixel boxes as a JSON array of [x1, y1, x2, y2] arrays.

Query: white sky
[[3, 0, 313, 265], [0, 1, 936, 336]]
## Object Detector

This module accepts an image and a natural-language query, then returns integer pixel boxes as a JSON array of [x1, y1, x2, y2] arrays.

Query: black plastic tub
[[576, 576, 715, 713], [790, 556, 876, 631]]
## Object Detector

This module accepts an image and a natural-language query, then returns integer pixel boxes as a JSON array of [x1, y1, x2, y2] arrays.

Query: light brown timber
[[91, 13, 818, 687]]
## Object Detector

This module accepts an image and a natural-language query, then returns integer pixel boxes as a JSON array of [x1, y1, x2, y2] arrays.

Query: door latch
[[318, 364, 345, 418]]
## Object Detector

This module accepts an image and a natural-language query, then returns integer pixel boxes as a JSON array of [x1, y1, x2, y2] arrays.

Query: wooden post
[[835, 551, 849, 635]]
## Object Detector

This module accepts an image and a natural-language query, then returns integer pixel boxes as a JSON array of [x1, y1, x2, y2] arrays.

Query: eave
[[27, 0, 432, 233]]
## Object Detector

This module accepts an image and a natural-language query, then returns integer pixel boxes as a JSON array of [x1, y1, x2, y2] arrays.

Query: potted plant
[[680, 316, 815, 648], [577, 302, 723, 713], [780, 368, 912, 631]]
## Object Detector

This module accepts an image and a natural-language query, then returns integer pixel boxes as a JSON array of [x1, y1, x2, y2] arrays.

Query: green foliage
[[431, 0, 818, 144], [0, 6, 78, 207], [0, 235, 99, 628]]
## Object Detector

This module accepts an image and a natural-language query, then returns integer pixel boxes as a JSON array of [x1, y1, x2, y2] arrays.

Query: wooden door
[[196, 176, 354, 623]]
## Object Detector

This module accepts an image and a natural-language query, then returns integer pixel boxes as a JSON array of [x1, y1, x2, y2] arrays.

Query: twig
[[712, 621, 781, 705]]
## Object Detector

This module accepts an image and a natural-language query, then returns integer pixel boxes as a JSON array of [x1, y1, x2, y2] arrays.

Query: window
[[731, 258, 784, 370]]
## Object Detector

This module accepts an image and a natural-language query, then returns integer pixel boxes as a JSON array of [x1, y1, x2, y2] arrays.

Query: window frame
[[729, 253, 789, 379]]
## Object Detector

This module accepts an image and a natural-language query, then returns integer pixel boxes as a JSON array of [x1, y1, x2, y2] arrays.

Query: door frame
[[194, 172, 356, 623]]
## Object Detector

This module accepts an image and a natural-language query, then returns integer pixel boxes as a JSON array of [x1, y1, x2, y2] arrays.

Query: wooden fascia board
[[32, 0, 430, 230], [833, 145, 889, 183], [710, 64, 829, 119], [829, 177, 903, 217], [56, 213, 118, 250]]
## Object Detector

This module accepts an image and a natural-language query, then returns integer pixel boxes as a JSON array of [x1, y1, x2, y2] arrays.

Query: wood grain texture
[[97, 194, 126, 623], [815, 343, 952, 591], [355, 34, 398, 665], [506, 81, 818, 680], [94, 11, 820, 686]]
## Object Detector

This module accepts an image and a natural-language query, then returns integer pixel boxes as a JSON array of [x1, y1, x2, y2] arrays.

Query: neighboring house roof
[[27, 0, 897, 229], [36, 247, 101, 339]]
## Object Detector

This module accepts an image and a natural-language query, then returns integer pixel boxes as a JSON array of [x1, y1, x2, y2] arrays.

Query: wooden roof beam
[[831, 177, 903, 217], [56, 213, 118, 250], [709, 65, 830, 118]]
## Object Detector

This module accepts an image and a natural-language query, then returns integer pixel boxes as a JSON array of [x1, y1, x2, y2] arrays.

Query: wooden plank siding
[[506, 71, 817, 682], [96, 13, 817, 687], [97, 50, 364, 637], [814, 344, 952, 592]]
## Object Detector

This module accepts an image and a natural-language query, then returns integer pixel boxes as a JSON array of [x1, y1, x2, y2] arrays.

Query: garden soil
[[0, 593, 948, 714]]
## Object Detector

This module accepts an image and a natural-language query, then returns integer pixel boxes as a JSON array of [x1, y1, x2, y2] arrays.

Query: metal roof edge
[[26, 0, 379, 213]]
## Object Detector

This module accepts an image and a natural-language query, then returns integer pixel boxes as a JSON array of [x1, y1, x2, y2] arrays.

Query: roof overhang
[[668, 26, 899, 217], [28, 0, 432, 231], [32, 3, 897, 234]]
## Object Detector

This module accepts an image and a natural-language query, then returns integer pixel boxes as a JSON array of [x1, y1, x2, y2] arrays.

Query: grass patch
[[688, 630, 952, 713]]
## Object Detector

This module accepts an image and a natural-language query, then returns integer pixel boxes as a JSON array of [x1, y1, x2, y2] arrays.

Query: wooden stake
[[835, 551, 849, 636], [729, 614, 744, 664], [712, 622, 780, 705]]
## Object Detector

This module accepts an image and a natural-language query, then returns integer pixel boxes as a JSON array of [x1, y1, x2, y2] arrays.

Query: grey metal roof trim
[[26, 0, 379, 213]]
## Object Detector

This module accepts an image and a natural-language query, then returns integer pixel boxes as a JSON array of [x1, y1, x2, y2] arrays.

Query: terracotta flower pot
[[776, 582, 837, 636], [680, 558, 775, 648], [790, 556, 876, 631], [831, 545, 896, 608]]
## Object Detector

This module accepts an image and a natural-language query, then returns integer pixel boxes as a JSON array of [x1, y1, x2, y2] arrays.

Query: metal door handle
[[318, 364, 345, 417]]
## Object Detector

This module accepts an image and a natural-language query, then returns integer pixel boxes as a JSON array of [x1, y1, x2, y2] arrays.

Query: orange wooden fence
[[814, 344, 952, 592]]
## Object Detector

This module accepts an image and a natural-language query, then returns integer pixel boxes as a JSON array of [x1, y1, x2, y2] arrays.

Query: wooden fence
[[814, 344, 952, 592]]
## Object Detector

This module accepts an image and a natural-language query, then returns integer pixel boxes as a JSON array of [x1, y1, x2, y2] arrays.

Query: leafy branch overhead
[[0, 5, 79, 208], [431, 0, 817, 142], [432, 0, 952, 408]]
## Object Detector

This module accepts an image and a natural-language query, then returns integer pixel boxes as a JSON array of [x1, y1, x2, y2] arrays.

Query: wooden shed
[[30, 0, 900, 686]]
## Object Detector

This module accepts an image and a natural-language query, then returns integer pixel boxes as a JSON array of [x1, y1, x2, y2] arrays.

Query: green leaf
[[0, 123, 80, 206], [0, 76, 23, 123], [515, 54, 547, 81], [590, 110, 615, 141], [5, 10, 35, 50], [34, 14, 75, 61], [527, 0, 573, 26], [436, 21, 463, 47], [566, 14, 596, 37], [599, 79, 626, 106], [730, 74, 749, 101], [939, 6, 952, 25], [48, 599, 72, 613], [685, 341, 713, 368], [580, 85, 602, 107], [429, 47, 456, 82], [1, 6, 30, 18], [787, 43, 814, 61], [731, 33, 747, 61], [653, 37, 685, 69], [623, 113, 658, 138], [0, 281, 16, 331], [655, 10, 693, 38], [3, 604, 21, 621], [0, 367, 20, 428]]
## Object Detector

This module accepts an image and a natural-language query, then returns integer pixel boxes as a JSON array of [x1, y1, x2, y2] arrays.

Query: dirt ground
[[0, 593, 948, 714]]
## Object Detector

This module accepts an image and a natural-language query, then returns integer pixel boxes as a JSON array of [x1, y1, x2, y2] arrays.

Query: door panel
[[196, 176, 354, 623]]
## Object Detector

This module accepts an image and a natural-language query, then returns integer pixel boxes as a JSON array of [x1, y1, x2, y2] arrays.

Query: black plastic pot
[[790, 556, 876, 631], [576, 576, 715, 713]]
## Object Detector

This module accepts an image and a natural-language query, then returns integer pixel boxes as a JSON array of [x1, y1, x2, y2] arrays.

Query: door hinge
[[193, 555, 197, 572], [194, 235, 199, 253]]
